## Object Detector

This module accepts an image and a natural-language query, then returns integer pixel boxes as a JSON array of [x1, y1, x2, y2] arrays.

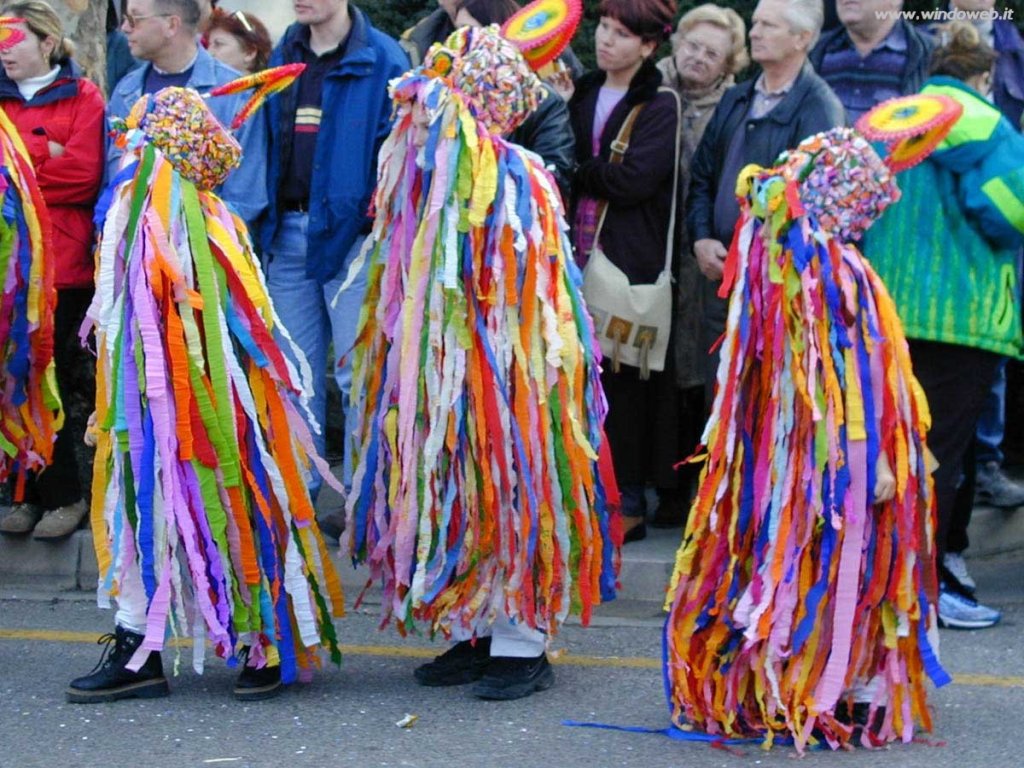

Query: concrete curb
[[2, 504, 1021, 601]]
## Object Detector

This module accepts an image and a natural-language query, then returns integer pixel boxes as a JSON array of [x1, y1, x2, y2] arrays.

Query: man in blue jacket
[[260, 0, 408, 505], [108, 0, 267, 224]]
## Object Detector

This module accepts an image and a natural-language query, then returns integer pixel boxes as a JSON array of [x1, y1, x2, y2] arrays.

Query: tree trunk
[[50, 0, 107, 93]]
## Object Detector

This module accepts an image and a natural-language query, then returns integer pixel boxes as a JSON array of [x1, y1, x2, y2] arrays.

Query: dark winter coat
[[399, 8, 454, 67], [687, 62, 845, 247], [569, 59, 679, 285], [511, 85, 575, 201], [687, 61, 843, 394]]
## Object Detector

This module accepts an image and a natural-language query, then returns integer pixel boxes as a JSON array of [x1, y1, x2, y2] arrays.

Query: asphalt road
[[0, 550, 1021, 768]]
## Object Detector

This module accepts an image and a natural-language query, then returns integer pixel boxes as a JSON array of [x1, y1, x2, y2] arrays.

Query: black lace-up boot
[[234, 646, 283, 701], [67, 626, 169, 703]]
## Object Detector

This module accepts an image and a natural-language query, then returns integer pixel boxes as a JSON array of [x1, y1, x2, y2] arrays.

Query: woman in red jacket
[[0, 0, 104, 540]]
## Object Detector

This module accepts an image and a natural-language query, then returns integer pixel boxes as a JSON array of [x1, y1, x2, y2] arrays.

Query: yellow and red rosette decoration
[[856, 93, 963, 172], [501, 0, 582, 70]]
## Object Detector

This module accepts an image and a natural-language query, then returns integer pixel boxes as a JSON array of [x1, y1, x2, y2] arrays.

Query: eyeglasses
[[678, 36, 726, 65], [122, 12, 172, 30]]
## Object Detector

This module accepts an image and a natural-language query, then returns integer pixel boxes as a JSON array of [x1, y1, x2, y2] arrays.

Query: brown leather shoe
[[32, 499, 88, 540], [0, 504, 42, 535]]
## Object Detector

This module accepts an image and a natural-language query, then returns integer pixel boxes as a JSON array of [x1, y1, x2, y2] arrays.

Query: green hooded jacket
[[864, 76, 1024, 358]]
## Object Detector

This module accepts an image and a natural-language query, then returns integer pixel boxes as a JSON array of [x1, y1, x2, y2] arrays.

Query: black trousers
[[909, 340, 1001, 564], [10, 287, 94, 510]]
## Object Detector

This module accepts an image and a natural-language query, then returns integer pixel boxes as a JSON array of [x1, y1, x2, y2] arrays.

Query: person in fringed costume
[[67, 66, 344, 705], [0, 15, 61, 506], [344, 23, 620, 701], [663, 117, 956, 750]]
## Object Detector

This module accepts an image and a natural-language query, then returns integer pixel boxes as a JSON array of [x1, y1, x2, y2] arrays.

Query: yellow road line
[[1, 629, 1022, 688]]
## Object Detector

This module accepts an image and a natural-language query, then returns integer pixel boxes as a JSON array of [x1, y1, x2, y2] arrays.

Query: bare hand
[[694, 238, 727, 281], [874, 451, 896, 503], [546, 68, 575, 102], [47, 141, 65, 158], [84, 411, 98, 448]]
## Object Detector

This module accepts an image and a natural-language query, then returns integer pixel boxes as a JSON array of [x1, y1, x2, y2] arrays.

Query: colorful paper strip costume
[[663, 125, 950, 751], [344, 27, 620, 639], [86, 72, 343, 680], [0, 15, 60, 490]]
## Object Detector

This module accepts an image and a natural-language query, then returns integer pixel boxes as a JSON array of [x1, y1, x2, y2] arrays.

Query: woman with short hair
[[569, 0, 681, 542], [206, 7, 271, 74]]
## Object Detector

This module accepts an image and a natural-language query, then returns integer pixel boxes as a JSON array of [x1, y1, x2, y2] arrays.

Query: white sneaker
[[938, 589, 1001, 630], [942, 552, 977, 592]]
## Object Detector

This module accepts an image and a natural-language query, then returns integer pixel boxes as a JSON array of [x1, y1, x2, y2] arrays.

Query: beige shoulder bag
[[582, 87, 681, 379]]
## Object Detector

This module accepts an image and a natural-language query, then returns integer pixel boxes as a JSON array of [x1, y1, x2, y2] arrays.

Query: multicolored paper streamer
[[87, 84, 343, 680], [663, 128, 948, 752], [343, 27, 620, 639], [0, 104, 61, 492], [209, 63, 307, 130]]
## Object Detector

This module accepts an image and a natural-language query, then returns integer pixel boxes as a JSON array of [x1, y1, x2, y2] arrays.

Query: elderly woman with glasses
[[652, 4, 748, 528]]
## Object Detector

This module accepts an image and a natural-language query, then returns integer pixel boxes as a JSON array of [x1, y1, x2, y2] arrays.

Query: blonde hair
[[2, 1, 74, 66], [673, 4, 749, 76]]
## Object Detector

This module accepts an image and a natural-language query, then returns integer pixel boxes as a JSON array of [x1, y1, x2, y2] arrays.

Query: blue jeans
[[265, 212, 368, 495], [974, 357, 1007, 467], [620, 485, 646, 518]]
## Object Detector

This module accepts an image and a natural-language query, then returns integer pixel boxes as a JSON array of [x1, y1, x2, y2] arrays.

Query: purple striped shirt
[[817, 23, 909, 122]]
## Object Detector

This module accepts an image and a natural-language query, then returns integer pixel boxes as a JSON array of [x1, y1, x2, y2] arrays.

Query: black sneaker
[[317, 508, 346, 545], [67, 626, 169, 703], [834, 701, 887, 745], [234, 647, 282, 701], [472, 654, 554, 700], [413, 638, 492, 687]]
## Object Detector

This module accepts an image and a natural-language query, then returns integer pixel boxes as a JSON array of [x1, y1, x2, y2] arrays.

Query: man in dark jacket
[[689, 0, 844, 397], [810, 0, 934, 122], [510, 87, 575, 200], [260, 1, 408, 503], [399, 0, 456, 66]]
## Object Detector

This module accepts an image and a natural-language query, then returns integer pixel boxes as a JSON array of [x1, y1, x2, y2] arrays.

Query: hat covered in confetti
[[422, 25, 545, 135], [114, 87, 242, 190], [111, 65, 305, 190], [766, 128, 900, 242]]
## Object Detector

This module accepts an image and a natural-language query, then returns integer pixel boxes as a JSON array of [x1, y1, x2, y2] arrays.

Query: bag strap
[[590, 89, 683, 277], [590, 103, 644, 255], [661, 86, 682, 277]]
